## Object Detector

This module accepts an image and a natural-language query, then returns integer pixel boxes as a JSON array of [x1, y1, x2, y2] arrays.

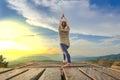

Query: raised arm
[[59, 13, 69, 27], [59, 13, 64, 26], [63, 15, 69, 26]]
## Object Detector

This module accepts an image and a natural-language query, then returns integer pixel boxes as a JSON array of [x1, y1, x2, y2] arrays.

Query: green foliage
[[0, 55, 8, 68], [98, 59, 114, 67]]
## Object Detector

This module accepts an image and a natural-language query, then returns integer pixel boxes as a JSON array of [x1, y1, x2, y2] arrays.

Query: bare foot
[[62, 63, 71, 68], [63, 60, 67, 64]]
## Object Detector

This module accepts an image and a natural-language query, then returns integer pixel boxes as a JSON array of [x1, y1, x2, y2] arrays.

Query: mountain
[[85, 53, 120, 60], [9, 54, 62, 66], [86, 54, 120, 67], [9, 54, 86, 66], [9, 53, 120, 66], [97, 54, 120, 60]]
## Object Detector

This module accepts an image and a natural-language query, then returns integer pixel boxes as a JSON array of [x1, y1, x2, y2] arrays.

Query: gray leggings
[[60, 43, 71, 63]]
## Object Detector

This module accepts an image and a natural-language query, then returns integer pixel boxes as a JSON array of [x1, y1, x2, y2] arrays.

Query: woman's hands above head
[[61, 13, 64, 19], [59, 12, 69, 27]]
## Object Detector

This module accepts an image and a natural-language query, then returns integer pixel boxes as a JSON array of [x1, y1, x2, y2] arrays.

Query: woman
[[58, 13, 71, 67]]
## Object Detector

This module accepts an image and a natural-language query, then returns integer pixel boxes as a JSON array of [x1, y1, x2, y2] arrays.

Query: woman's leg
[[60, 44, 66, 61], [63, 53, 66, 61], [60, 44, 71, 63]]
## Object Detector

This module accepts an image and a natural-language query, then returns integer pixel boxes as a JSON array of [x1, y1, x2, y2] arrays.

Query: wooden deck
[[0, 62, 120, 80]]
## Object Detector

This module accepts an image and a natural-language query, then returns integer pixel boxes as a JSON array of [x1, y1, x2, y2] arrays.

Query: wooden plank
[[80, 67, 116, 80], [26, 62, 89, 68], [26, 62, 62, 68], [86, 63, 103, 68], [0, 68, 14, 74], [108, 68, 120, 73], [78, 68, 96, 80], [11, 68, 45, 80], [39, 68, 61, 80], [111, 65, 120, 70], [94, 68, 120, 80], [63, 68, 91, 80], [14, 62, 34, 69], [0, 68, 28, 80]]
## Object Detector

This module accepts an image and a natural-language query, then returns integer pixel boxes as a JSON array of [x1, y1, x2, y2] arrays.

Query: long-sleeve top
[[58, 26, 70, 47]]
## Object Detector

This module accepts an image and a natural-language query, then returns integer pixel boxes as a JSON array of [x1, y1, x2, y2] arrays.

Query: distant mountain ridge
[[9, 53, 120, 66], [71, 53, 120, 61], [86, 54, 120, 67], [88, 53, 120, 60]]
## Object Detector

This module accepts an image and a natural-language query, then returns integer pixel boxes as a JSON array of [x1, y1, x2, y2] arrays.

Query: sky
[[0, 0, 120, 61]]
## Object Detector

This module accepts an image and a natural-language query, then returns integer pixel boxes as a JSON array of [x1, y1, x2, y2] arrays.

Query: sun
[[0, 19, 46, 61]]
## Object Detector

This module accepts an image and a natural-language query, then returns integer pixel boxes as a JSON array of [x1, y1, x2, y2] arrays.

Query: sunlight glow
[[0, 20, 49, 61]]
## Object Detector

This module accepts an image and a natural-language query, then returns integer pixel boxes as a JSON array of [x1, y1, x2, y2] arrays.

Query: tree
[[0, 55, 8, 68]]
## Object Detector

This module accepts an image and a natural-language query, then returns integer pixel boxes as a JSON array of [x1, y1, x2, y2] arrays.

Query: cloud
[[6, 0, 58, 32], [0, 40, 28, 50], [4, 0, 120, 57], [69, 36, 120, 56], [6, 0, 120, 36], [62, 0, 120, 36]]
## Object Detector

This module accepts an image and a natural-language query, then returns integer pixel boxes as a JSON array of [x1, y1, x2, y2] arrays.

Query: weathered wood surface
[[0, 68, 14, 74], [26, 62, 90, 68], [109, 68, 120, 73], [78, 68, 96, 80], [111, 65, 120, 70], [0, 62, 119, 80], [63, 68, 92, 80], [11, 68, 45, 80], [94, 68, 120, 80], [80, 67, 117, 80], [39, 68, 61, 80], [0, 68, 28, 80]]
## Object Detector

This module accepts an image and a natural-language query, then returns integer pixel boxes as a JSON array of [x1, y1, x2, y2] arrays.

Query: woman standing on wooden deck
[[58, 13, 71, 67]]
